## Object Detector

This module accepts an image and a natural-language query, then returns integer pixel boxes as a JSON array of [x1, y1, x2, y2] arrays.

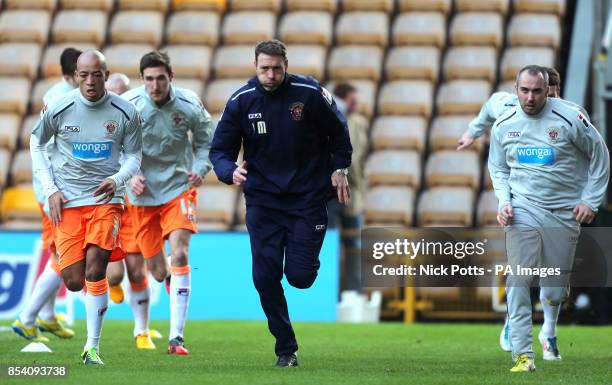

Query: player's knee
[[286, 270, 317, 289], [64, 276, 85, 292], [171, 249, 189, 267], [127, 269, 146, 285], [150, 265, 167, 282], [85, 264, 106, 282], [252, 270, 277, 291], [542, 292, 566, 306]]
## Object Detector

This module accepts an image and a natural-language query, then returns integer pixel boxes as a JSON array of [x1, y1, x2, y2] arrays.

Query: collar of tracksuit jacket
[[250, 72, 290, 97]]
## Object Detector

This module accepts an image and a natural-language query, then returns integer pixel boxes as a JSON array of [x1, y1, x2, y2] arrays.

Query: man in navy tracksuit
[[209, 40, 352, 367]]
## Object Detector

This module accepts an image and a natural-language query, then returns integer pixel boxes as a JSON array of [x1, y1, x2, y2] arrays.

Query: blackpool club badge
[[289, 102, 304, 121]]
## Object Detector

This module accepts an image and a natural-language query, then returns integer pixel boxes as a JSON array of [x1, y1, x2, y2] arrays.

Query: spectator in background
[[105, 73, 130, 95], [330, 84, 369, 292]]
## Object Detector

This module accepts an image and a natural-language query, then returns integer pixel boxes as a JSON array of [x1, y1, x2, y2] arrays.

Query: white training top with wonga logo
[[488, 98, 610, 212], [32, 79, 77, 204], [30, 89, 142, 209], [468, 91, 590, 139], [121, 85, 213, 206]]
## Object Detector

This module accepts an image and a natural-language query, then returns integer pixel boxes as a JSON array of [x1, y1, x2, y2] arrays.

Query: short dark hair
[[333, 83, 356, 99], [517, 65, 549, 86], [544, 67, 561, 87], [254, 39, 287, 62], [60, 48, 82, 76], [139, 51, 173, 76]]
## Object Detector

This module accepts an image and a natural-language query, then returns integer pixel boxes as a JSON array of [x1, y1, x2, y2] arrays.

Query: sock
[[19, 261, 62, 326], [540, 290, 560, 338], [169, 265, 191, 340], [84, 278, 108, 351], [38, 295, 57, 323], [129, 278, 150, 337]]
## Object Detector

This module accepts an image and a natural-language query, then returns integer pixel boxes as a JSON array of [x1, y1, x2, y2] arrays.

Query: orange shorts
[[55, 204, 125, 271], [131, 188, 197, 258], [119, 200, 141, 254], [38, 203, 56, 254]]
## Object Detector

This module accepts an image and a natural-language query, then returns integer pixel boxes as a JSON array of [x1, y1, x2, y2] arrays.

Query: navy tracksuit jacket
[[209, 73, 352, 355]]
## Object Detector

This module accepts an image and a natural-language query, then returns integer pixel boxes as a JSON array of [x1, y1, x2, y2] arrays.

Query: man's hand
[[573, 203, 595, 224], [233, 161, 247, 185], [497, 203, 513, 227], [188, 172, 203, 187], [457, 130, 475, 150], [93, 178, 117, 204], [130, 175, 146, 196], [48, 191, 67, 227], [331, 172, 350, 205]]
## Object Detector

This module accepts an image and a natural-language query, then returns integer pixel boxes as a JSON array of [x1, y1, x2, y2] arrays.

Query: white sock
[[84, 292, 108, 351], [540, 291, 560, 338], [169, 272, 190, 340], [19, 263, 61, 326], [38, 295, 57, 323], [129, 284, 150, 336]]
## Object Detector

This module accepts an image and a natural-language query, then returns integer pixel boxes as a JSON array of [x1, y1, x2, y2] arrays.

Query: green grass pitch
[[1, 320, 610, 385]]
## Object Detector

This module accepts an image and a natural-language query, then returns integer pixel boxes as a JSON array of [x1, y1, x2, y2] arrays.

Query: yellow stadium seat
[[0, 43, 41, 79], [31, 78, 59, 112], [365, 150, 421, 188], [4, 0, 56, 10], [336, 12, 389, 46], [429, 116, 483, 152], [166, 11, 220, 46], [450, 12, 503, 48], [104, 44, 156, 78], [378, 80, 433, 118], [425, 150, 480, 189], [195, 185, 238, 224], [0, 78, 31, 115], [205, 79, 248, 114], [0, 10, 51, 44], [497, 80, 515, 94], [41, 44, 97, 78], [371, 116, 427, 153], [203, 168, 224, 185], [343, 0, 393, 13], [11, 149, 32, 184], [443, 46, 497, 81], [326, 80, 377, 118], [0, 185, 40, 221], [286, 45, 326, 80], [235, 192, 246, 224], [0, 148, 10, 186], [61, 0, 114, 11], [118, 0, 169, 11], [231, 0, 281, 12], [213, 45, 254, 79], [172, 78, 205, 100], [328, 45, 383, 82], [483, 162, 493, 190], [456, 0, 509, 14], [508, 14, 560, 49], [171, 0, 226, 12], [477, 190, 498, 226], [278, 11, 333, 46], [52, 10, 108, 46], [286, 0, 336, 12], [397, 0, 451, 14], [163, 45, 212, 80], [385, 46, 440, 82], [392, 12, 446, 47], [363, 186, 415, 226], [499, 47, 555, 81], [222, 12, 276, 45], [110, 11, 164, 46], [0, 114, 21, 151], [20, 114, 39, 149], [514, 0, 565, 15], [417, 187, 474, 226], [436, 80, 491, 115]]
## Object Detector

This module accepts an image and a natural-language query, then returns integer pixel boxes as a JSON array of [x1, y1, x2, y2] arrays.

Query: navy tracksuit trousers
[[246, 203, 328, 356]]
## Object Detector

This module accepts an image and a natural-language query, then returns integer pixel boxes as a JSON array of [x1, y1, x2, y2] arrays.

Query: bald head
[[76, 50, 109, 102], [106, 73, 130, 95]]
